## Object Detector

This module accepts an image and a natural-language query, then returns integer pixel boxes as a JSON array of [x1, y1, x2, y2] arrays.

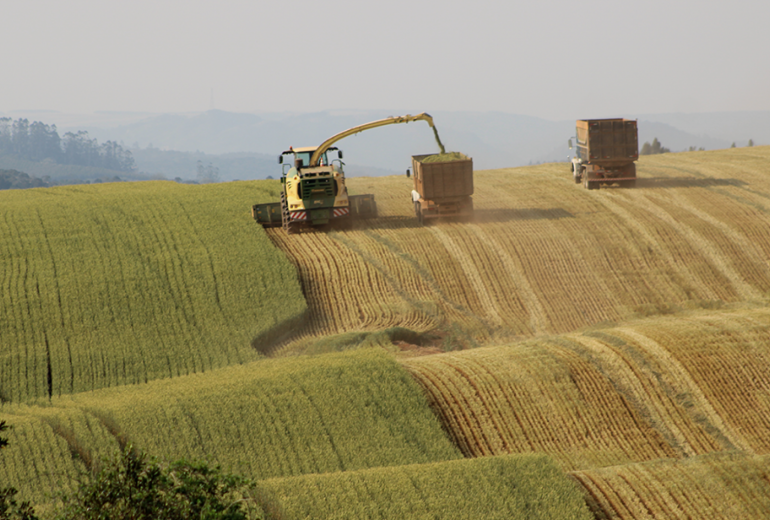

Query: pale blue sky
[[3, 0, 769, 120]]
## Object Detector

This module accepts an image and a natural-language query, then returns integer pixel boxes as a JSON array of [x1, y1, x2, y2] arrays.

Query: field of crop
[[403, 306, 770, 470], [4, 146, 770, 518], [0, 180, 306, 402], [268, 146, 770, 355], [0, 349, 461, 506], [572, 452, 770, 519], [256, 453, 592, 520]]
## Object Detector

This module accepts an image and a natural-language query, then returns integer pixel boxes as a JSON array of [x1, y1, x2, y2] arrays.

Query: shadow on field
[[263, 208, 574, 237], [471, 208, 574, 223], [348, 208, 574, 230], [637, 177, 747, 189]]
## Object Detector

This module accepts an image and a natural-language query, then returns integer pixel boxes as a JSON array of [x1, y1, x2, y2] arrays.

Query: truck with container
[[252, 113, 441, 234], [570, 118, 638, 189], [409, 153, 474, 224]]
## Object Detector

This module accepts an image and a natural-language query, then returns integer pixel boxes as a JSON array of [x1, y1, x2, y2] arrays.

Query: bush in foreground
[[55, 445, 261, 520]]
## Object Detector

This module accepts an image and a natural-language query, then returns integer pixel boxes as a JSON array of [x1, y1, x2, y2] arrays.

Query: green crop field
[[257, 454, 592, 520], [0, 349, 461, 507], [0, 180, 306, 402]]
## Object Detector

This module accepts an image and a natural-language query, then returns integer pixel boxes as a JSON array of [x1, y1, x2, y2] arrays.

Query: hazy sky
[[3, 0, 769, 120]]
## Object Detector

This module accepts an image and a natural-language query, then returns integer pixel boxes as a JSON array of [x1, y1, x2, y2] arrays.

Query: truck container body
[[411, 154, 474, 223], [572, 118, 638, 189]]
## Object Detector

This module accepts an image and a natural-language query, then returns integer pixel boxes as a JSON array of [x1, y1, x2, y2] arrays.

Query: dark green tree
[[640, 138, 670, 155], [55, 445, 259, 520], [748, 139, 754, 147], [0, 118, 12, 155], [196, 160, 220, 184], [1, 420, 40, 520]]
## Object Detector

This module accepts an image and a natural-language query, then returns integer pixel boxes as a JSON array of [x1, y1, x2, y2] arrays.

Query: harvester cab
[[279, 146, 343, 173]]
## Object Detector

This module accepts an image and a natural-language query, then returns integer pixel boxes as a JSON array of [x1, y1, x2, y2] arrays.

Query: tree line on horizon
[[0, 117, 135, 173]]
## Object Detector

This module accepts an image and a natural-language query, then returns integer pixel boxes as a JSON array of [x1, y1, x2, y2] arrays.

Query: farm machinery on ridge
[[252, 113, 442, 234]]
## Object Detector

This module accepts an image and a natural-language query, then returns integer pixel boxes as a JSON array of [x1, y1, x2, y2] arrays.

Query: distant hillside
[[67, 109, 767, 173], [638, 110, 770, 145], [131, 148, 277, 181], [131, 147, 400, 181], [0, 154, 156, 184]]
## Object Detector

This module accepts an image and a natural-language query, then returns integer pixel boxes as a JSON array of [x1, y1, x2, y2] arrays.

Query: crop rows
[[572, 452, 770, 519], [402, 342, 676, 470], [0, 180, 306, 402], [0, 413, 82, 507], [256, 453, 593, 520], [266, 146, 770, 356], [403, 305, 770, 471], [1, 349, 461, 504], [612, 307, 770, 454]]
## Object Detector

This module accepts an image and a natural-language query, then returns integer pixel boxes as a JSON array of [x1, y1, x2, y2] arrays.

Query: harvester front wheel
[[281, 192, 297, 235]]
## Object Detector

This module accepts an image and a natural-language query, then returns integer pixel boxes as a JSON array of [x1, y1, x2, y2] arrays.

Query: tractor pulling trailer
[[570, 118, 639, 189]]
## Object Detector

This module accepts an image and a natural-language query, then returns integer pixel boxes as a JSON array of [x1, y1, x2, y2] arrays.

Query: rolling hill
[[2, 145, 770, 518], [0, 180, 306, 402]]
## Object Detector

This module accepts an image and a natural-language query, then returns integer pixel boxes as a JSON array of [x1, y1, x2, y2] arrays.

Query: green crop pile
[[0, 349, 462, 506], [419, 151, 469, 163], [0, 180, 306, 403], [257, 454, 593, 520]]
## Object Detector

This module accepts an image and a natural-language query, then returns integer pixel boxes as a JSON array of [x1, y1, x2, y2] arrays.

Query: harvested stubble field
[[572, 452, 770, 519], [402, 306, 770, 471], [0, 180, 306, 402], [268, 146, 770, 355]]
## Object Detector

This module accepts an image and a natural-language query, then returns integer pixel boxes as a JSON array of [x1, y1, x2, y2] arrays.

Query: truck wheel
[[574, 174, 582, 184]]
